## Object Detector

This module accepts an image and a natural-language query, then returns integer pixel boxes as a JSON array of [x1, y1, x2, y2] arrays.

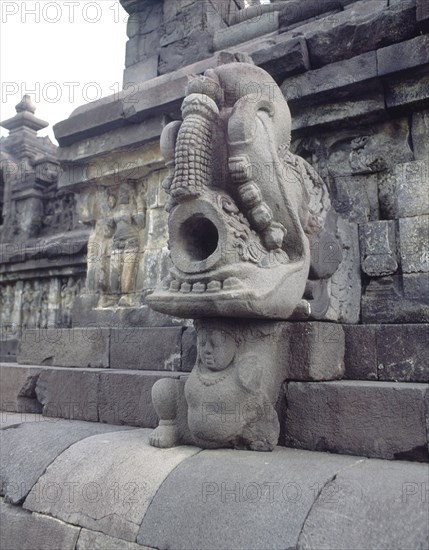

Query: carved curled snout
[[149, 62, 341, 320]]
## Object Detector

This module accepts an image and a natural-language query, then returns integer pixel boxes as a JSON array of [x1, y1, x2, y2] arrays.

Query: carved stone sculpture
[[148, 61, 342, 451], [99, 183, 146, 308], [148, 62, 341, 319]]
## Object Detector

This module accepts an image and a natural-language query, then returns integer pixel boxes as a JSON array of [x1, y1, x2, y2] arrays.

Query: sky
[[0, 0, 128, 143]]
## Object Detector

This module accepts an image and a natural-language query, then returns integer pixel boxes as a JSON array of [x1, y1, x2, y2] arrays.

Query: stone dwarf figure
[[150, 319, 282, 451], [100, 182, 146, 308]]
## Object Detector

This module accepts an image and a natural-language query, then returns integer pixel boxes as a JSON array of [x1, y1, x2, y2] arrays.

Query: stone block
[[0, 412, 43, 429], [123, 56, 159, 86], [332, 175, 379, 224], [252, 36, 310, 79], [417, 0, 429, 29], [411, 109, 429, 161], [98, 370, 181, 427], [279, 0, 342, 31], [377, 324, 429, 382], [76, 528, 149, 550], [126, 2, 163, 37], [279, 323, 345, 381], [385, 68, 429, 111], [213, 12, 279, 51], [0, 499, 80, 550], [298, 460, 429, 550], [377, 34, 429, 76], [0, 338, 18, 362], [144, 206, 168, 249], [24, 429, 199, 542], [379, 161, 429, 219], [35, 368, 99, 421], [0, 363, 42, 414], [281, 51, 378, 102], [306, 0, 418, 68], [291, 90, 386, 132], [343, 325, 378, 380], [284, 380, 429, 461], [403, 273, 429, 305], [138, 447, 359, 550], [181, 326, 197, 372], [17, 328, 110, 368], [110, 327, 183, 370], [359, 221, 398, 277], [326, 218, 361, 324], [125, 31, 161, 67], [0, 419, 132, 504], [399, 215, 429, 273]]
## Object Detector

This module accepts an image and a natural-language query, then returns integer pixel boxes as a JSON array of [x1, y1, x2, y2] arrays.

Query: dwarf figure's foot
[[118, 294, 134, 307], [149, 422, 180, 448]]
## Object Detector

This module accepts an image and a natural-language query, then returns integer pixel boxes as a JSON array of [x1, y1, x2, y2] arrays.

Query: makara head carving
[[148, 62, 341, 320]]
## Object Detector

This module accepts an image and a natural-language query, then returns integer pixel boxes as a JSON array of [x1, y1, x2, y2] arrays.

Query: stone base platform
[[1, 415, 428, 550]]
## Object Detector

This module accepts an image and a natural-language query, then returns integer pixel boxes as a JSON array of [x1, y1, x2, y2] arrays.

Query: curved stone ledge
[[1, 417, 427, 549]]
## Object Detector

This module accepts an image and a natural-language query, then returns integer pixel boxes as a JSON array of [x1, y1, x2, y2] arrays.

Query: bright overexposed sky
[[0, 0, 128, 143]]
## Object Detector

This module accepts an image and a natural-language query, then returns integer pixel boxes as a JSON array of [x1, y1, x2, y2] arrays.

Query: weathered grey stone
[[325, 218, 361, 324], [213, 12, 279, 51], [181, 326, 197, 372], [417, 0, 429, 29], [399, 215, 429, 273], [0, 498, 80, 550], [306, 0, 418, 68], [385, 68, 429, 111], [377, 324, 429, 383], [291, 89, 386, 131], [0, 363, 42, 414], [282, 51, 378, 102], [35, 368, 99, 421], [411, 109, 429, 161], [0, 338, 17, 362], [403, 273, 429, 305], [123, 55, 159, 86], [279, 323, 345, 381], [0, 419, 133, 504], [17, 328, 110, 368], [110, 327, 183, 370], [377, 34, 429, 76], [361, 275, 429, 324], [379, 161, 429, 219], [359, 221, 398, 277], [252, 36, 310, 79], [332, 175, 379, 224], [77, 528, 152, 550], [343, 325, 378, 380], [24, 429, 199, 542], [125, 31, 161, 67], [284, 380, 429, 461], [138, 447, 360, 550], [279, 0, 342, 31], [0, 411, 43, 429], [126, 2, 163, 37], [98, 370, 181, 427], [297, 459, 429, 550]]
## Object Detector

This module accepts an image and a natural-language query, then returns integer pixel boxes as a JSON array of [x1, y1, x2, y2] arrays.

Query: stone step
[[284, 380, 429, 462], [2, 363, 428, 462], [0, 363, 184, 428], [1, 418, 428, 550]]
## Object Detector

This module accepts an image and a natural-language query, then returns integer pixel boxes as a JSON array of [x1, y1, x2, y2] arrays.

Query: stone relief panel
[[292, 112, 429, 323], [77, 177, 170, 311], [0, 276, 83, 335]]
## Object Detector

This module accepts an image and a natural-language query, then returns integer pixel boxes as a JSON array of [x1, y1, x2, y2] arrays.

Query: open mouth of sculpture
[[178, 214, 219, 266]]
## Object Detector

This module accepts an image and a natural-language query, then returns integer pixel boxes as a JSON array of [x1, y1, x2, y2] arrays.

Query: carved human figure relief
[[99, 183, 146, 308]]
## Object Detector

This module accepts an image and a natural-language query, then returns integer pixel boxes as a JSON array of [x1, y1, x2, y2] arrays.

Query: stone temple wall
[[1, 0, 428, 410]]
